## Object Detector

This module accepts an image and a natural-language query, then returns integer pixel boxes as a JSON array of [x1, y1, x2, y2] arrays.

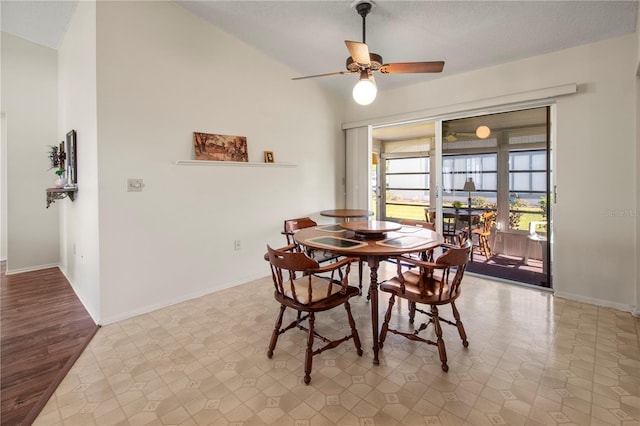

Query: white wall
[[90, 1, 345, 323], [345, 34, 638, 313], [0, 32, 60, 273], [17, 1, 639, 320], [57, 1, 100, 322]]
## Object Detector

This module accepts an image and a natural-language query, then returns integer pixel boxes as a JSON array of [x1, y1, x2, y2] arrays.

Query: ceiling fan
[[292, 1, 444, 105], [444, 132, 477, 142]]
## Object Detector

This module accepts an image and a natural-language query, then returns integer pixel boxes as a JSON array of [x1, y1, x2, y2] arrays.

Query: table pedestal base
[[367, 256, 381, 365]]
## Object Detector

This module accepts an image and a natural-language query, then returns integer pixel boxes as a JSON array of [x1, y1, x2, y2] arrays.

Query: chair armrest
[[395, 255, 446, 270], [264, 244, 297, 261]]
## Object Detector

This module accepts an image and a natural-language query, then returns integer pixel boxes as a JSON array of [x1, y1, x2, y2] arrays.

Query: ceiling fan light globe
[[476, 125, 491, 139], [353, 79, 377, 105]]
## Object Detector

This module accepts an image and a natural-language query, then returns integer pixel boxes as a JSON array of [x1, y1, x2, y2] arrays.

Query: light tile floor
[[35, 264, 640, 425]]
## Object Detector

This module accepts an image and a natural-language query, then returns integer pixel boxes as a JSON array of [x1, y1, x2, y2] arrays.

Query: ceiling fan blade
[[292, 71, 354, 80], [345, 40, 371, 66], [380, 61, 445, 74]]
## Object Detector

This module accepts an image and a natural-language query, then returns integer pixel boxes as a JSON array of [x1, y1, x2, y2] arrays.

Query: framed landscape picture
[[193, 132, 248, 162]]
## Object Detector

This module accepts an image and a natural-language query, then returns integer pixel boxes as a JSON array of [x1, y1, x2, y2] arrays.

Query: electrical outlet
[[127, 178, 145, 192], [234, 240, 241, 251]]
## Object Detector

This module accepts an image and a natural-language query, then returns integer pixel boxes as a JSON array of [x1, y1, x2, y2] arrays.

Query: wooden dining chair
[[283, 217, 340, 263], [264, 245, 363, 384], [379, 241, 471, 372], [469, 211, 495, 261], [283, 217, 364, 292], [442, 211, 464, 245], [424, 208, 436, 223]]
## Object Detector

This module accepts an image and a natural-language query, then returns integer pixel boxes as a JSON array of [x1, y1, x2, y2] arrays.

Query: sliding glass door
[[373, 107, 552, 288], [441, 107, 552, 288]]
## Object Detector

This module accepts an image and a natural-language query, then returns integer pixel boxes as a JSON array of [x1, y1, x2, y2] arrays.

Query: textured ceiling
[[176, 0, 638, 97], [1, 0, 637, 99]]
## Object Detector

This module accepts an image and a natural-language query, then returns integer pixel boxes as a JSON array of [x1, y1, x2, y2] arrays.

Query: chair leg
[[409, 301, 416, 324], [451, 301, 468, 347], [431, 305, 448, 372], [358, 260, 364, 294], [485, 236, 493, 257], [268, 305, 286, 358], [344, 301, 363, 356], [480, 235, 492, 259], [304, 313, 315, 385], [379, 294, 396, 349]]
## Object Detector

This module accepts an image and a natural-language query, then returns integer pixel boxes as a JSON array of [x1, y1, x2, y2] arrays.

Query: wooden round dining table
[[294, 220, 444, 365], [320, 209, 373, 221]]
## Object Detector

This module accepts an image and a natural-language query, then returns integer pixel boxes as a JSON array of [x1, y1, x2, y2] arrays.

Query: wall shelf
[[175, 160, 296, 168], [46, 187, 77, 208]]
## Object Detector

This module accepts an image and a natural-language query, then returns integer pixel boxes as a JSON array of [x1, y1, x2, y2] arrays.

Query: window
[[508, 149, 548, 230], [442, 153, 497, 207], [384, 156, 430, 220]]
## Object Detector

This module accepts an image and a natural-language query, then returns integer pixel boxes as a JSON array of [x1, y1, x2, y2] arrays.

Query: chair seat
[[282, 276, 358, 305], [380, 271, 461, 305]]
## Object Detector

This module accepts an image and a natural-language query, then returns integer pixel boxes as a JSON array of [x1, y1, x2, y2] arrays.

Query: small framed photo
[[264, 151, 274, 163]]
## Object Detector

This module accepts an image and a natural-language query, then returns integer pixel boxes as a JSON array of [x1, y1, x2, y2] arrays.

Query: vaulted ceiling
[[1, 0, 637, 99], [4, 1, 635, 141]]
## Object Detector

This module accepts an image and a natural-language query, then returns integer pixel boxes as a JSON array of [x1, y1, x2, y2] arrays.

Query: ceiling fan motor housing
[[346, 53, 383, 72]]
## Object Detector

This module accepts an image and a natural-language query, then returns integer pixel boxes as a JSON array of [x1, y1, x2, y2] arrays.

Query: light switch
[[127, 178, 144, 192]]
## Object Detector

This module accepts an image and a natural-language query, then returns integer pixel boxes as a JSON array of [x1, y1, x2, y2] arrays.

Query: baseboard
[[5, 262, 59, 275], [467, 272, 636, 314], [554, 290, 635, 314], [99, 272, 268, 325], [57, 265, 100, 325]]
